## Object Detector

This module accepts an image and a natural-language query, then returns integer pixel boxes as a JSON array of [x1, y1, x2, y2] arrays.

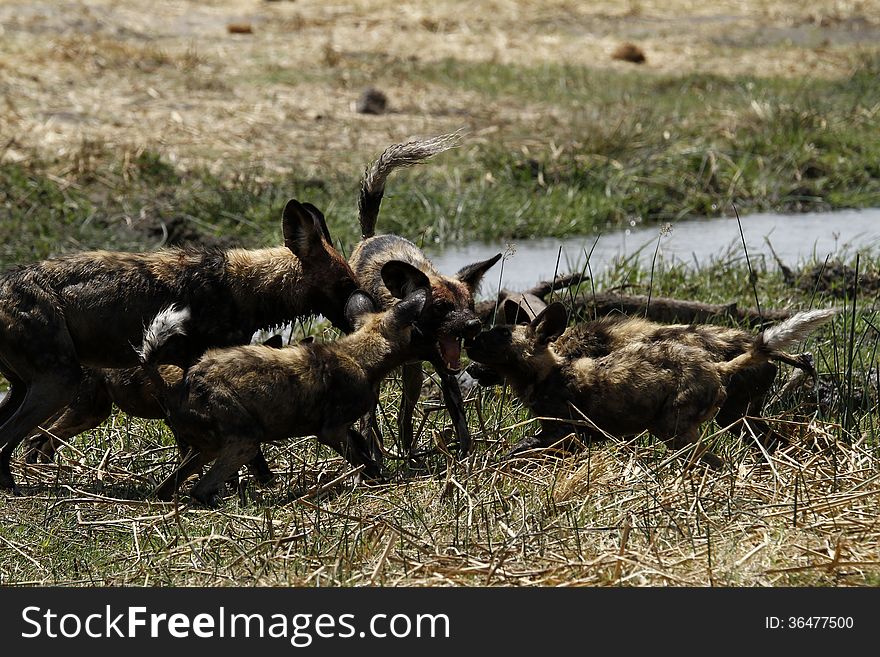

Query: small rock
[[227, 23, 253, 34], [611, 42, 646, 64], [356, 87, 388, 115]]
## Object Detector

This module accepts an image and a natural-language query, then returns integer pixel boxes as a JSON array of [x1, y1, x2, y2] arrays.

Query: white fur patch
[[138, 305, 191, 363]]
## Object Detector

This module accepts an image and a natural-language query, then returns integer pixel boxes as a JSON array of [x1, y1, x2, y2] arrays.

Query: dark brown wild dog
[[0, 199, 359, 493], [466, 304, 837, 467], [349, 135, 501, 459], [138, 284, 432, 506]]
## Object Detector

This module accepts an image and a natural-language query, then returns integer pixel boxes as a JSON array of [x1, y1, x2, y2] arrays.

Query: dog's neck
[[333, 317, 413, 383]]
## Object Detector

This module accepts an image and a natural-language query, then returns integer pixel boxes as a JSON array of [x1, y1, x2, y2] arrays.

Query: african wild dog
[[349, 135, 501, 459], [138, 282, 433, 506], [0, 199, 359, 494], [21, 335, 286, 487], [469, 298, 820, 450], [466, 304, 837, 467]]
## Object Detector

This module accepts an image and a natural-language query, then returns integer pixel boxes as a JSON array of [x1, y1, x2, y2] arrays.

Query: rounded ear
[[455, 252, 502, 295], [389, 288, 430, 329], [261, 334, 284, 349], [344, 290, 377, 331], [282, 199, 323, 257], [501, 298, 527, 325], [298, 336, 315, 345], [501, 293, 546, 325], [381, 260, 431, 299], [301, 202, 333, 245], [530, 302, 568, 345]]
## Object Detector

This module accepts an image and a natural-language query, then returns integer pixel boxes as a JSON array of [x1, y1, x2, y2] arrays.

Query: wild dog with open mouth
[[138, 283, 432, 507], [348, 135, 501, 458], [0, 199, 359, 494], [466, 304, 837, 467]]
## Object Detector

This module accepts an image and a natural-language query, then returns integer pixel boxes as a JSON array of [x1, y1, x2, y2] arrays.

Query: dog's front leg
[[399, 362, 423, 456], [154, 448, 205, 502], [438, 371, 471, 457], [358, 382, 384, 468]]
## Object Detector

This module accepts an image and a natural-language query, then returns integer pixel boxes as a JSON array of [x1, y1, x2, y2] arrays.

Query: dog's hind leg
[[189, 440, 260, 508], [0, 366, 81, 492], [23, 371, 113, 464], [438, 371, 471, 457]]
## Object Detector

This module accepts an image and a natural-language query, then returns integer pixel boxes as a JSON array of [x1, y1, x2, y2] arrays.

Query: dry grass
[[2, 0, 878, 175], [2, 400, 878, 586]]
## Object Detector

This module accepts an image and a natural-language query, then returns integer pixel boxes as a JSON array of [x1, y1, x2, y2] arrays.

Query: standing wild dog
[[138, 283, 433, 506], [21, 335, 286, 485], [466, 304, 837, 466], [0, 199, 359, 493], [349, 135, 501, 458]]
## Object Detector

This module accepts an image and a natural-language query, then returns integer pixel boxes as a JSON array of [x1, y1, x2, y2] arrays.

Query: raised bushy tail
[[358, 133, 460, 239], [136, 305, 191, 416], [718, 308, 838, 377], [137, 305, 191, 365]]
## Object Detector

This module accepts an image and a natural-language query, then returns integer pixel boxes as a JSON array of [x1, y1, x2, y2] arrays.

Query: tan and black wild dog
[[349, 135, 501, 458], [21, 335, 286, 486], [466, 304, 837, 466], [138, 283, 432, 506], [0, 199, 359, 493]]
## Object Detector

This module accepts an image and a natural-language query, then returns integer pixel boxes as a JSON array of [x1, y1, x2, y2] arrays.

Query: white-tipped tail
[[138, 305, 191, 364], [762, 308, 838, 351]]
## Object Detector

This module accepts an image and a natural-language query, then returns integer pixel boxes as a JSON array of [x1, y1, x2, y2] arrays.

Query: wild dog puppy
[[0, 199, 358, 493], [466, 304, 837, 467], [349, 135, 501, 458], [21, 335, 286, 487], [139, 284, 432, 507]]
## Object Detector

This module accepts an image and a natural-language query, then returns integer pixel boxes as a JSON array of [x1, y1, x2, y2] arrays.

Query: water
[[426, 208, 880, 296]]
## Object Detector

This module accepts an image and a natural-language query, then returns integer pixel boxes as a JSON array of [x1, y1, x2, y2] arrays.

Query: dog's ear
[[298, 336, 315, 345], [262, 334, 284, 349], [455, 253, 502, 295], [344, 290, 377, 331], [530, 302, 568, 345], [501, 294, 545, 325], [388, 287, 430, 329], [301, 202, 333, 245], [282, 199, 324, 257], [381, 260, 431, 300]]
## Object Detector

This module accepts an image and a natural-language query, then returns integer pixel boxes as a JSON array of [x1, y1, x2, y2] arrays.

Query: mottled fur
[[23, 336, 286, 485], [349, 136, 501, 457], [466, 304, 836, 466], [141, 288, 431, 506], [0, 199, 358, 493]]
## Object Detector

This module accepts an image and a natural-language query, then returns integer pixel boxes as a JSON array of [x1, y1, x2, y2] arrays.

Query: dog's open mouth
[[437, 336, 462, 373]]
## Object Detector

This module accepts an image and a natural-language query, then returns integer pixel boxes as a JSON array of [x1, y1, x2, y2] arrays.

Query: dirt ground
[[2, 0, 879, 175]]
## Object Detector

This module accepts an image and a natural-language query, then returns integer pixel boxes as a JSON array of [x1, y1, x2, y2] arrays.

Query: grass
[[2, 50, 877, 264], [0, 249, 877, 587]]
